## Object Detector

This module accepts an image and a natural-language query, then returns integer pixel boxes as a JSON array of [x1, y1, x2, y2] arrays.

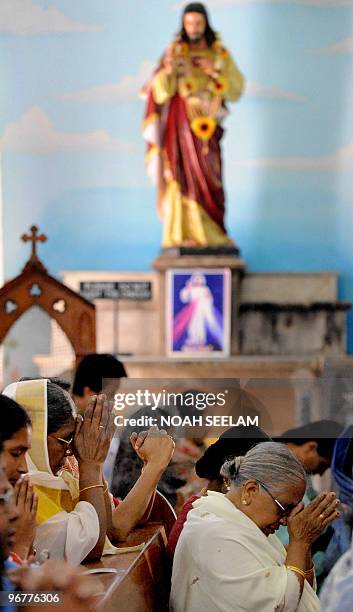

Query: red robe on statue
[[143, 37, 244, 248]]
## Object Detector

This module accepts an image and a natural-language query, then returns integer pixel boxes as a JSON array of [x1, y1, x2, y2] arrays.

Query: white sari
[[170, 491, 319, 612]]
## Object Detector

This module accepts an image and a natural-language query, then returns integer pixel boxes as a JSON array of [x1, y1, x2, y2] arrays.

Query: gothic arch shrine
[[0, 226, 96, 363]]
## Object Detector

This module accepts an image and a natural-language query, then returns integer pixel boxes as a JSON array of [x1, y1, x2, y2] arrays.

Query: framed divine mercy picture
[[166, 268, 231, 358]]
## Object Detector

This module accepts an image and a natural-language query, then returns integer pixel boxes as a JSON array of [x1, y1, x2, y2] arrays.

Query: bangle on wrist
[[286, 565, 306, 579], [79, 484, 104, 494]]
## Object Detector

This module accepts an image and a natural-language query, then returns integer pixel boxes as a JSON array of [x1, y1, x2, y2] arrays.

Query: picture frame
[[166, 268, 231, 358]]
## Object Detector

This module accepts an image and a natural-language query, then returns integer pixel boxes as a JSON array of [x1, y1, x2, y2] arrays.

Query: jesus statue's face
[[183, 12, 207, 44]]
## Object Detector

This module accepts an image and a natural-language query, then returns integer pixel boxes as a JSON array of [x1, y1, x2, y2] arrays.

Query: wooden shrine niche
[[0, 225, 96, 362]]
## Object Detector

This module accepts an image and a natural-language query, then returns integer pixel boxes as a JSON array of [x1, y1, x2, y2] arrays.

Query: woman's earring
[[242, 499, 248, 505], [223, 478, 230, 492]]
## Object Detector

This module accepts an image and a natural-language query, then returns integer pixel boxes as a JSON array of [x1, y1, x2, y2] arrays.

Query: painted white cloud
[[238, 141, 353, 170], [312, 36, 353, 54], [203, 0, 352, 6], [63, 61, 156, 102], [0, 0, 101, 36], [0, 107, 135, 154], [64, 65, 303, 104], [296, 0, 353, 4], [245, 80, 305, 102]]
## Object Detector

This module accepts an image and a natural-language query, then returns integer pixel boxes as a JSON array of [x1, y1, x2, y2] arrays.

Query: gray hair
[[220, 441, 306, 494]]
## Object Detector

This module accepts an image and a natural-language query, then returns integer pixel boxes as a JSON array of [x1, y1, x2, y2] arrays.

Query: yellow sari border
[[15, 379, 52, 475]]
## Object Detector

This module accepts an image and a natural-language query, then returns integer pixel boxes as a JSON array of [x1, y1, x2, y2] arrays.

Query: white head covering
[[2, 379, 77, 490], [3, 379, 53, 474]]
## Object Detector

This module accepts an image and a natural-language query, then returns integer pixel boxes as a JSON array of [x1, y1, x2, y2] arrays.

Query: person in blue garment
[[319, 426, 353, 610], [320, 425, 353, 580], [275, 420, 344, 584]]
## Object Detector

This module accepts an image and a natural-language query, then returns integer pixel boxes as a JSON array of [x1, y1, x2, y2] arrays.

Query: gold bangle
[[305, 565, 315, 576], [79, 484, 105, 494], [286, 565, 306, 579], [103, 485, 109, 494]]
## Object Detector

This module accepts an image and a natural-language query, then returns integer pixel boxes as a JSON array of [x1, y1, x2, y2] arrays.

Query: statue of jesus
[[143, 2, 244, 249]]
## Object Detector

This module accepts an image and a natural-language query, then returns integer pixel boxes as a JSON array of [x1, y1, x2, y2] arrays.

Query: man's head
[[180, 3, 216, 47], [0, 440, 18, 560], [277, 420, 344, 475], [72, 353, 127, 414], [196, 425, 271, 492]]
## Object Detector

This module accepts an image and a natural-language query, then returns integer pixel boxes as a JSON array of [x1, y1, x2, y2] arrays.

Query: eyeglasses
[[0, 489, 14, 508], [50, 435, 73, 455], [256, 479, 288, 517]]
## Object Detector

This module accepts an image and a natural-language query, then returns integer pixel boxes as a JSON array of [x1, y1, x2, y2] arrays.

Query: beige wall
[[61, 270, 160, 356]]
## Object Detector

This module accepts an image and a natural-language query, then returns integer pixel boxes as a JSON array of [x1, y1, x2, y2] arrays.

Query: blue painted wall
[[1, 1, 352, 349]]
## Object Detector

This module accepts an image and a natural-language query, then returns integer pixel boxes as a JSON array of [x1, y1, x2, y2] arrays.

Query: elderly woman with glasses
[[171, 441, 340, 612], [3, 378, 175, 566]]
